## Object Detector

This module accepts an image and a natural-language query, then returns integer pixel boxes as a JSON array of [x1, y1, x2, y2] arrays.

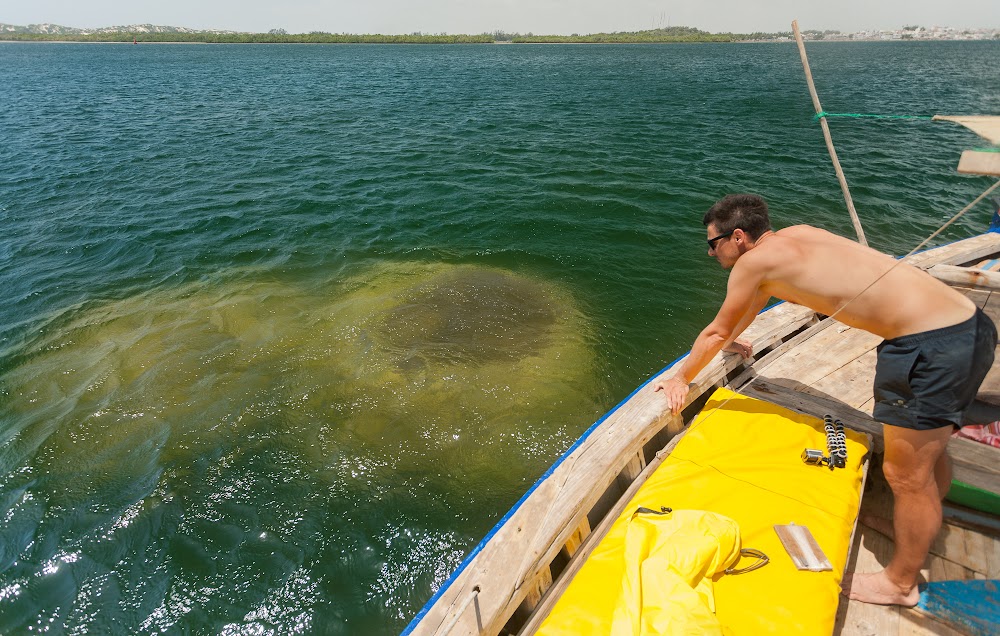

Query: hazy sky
[[4, 0, 999, 35]]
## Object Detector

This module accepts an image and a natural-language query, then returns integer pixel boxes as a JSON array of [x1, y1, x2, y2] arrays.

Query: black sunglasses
[[707, 230, 735, 250]]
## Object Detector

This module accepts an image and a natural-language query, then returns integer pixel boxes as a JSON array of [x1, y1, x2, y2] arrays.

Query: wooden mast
[[792, 20, 868, 246]]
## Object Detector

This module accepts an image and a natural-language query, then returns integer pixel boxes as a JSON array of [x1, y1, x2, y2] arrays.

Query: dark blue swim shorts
[[873, 308, 997, 430]]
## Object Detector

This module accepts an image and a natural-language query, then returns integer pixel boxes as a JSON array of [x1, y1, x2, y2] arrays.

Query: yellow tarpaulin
[[536, 388, 870, 635]]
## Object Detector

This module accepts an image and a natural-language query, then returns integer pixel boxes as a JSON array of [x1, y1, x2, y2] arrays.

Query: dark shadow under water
[[0, 262, 601, 634]]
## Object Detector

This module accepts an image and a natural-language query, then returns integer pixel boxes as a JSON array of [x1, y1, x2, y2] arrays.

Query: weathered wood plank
[[926, 552, 977, 582], [754, 320, 846, 385], [949, 437, 1000, 495], [859, 396, 876, 418], [929, 263, 1000, 290], [942, 502, 1000, 537], [519, 568, 554, 614], [964, 288, 991, 310], [739, 301, 818, 345], [837, 526, 900, 635], [559, 518, 590, 561], [930, 523, 993, 577], [727, 315, 832, 389], [905, 232, 1000, 268], [983, 290, 1000, 321], [616, 453, 645, 493], [741, 379, 885, 453], [897, 609, 968, 636], [810, 348, 880, 411], [753, 323, 879, 389], [840, 449, 873, 635], [986, 530, 1000, 579], [910, 579, 1000, 636], [510, 567, 555, 633]]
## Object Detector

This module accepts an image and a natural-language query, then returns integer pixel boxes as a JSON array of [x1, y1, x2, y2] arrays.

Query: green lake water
[[1, 41, 997, 634]]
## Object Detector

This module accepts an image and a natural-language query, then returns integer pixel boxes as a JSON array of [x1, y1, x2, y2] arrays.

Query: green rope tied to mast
[[813, 111, 934, 121]]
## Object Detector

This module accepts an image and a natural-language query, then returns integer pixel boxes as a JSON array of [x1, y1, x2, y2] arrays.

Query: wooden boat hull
[[404, 227, 1000, 636]]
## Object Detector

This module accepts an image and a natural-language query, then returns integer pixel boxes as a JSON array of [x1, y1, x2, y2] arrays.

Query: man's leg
[[934, 449, 952, 500], [844, 422, 952, 606], [860, 448, 951, 537]]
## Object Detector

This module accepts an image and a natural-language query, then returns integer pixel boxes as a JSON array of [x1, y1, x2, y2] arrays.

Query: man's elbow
[[700, 327, 732, 349]]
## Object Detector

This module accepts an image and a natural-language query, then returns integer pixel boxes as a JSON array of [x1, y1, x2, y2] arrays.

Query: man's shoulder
[[766, 225, 835, 255], [775, 224, 821, 236], [738, 229, 807, 274]]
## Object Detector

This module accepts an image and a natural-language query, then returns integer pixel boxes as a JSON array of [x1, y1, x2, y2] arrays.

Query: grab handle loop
[[724, 548, 770, 575]]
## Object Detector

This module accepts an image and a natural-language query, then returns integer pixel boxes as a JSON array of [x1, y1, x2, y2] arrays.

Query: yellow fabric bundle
[[537, 388, 870, 635], [611, 508, 742, 635]]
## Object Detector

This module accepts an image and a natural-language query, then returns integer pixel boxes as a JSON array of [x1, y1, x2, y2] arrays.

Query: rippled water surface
[[1, 41, 997, 634]]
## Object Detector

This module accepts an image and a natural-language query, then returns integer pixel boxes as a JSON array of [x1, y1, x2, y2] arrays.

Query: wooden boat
[[404, 32, 1000, 636], [402, 209, 1000, 635]]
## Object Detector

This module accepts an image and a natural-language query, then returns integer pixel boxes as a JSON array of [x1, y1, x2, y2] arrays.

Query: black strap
[[634, 506, 673, 515]]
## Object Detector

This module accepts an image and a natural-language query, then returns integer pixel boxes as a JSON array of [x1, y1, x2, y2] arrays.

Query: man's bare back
[[744, 225, 975, 340]]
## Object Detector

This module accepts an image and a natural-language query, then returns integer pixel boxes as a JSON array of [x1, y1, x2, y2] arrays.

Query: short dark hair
[[703, 194, 772, 240]]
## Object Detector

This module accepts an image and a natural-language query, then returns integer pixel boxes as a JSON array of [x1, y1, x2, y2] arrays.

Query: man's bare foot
[[841, 571, 919, 607], [860, 513, 895, 539]]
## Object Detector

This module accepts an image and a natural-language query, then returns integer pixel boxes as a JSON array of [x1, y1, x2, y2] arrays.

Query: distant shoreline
[[2, 38, 997, 45], [2, 25, 997, 45]]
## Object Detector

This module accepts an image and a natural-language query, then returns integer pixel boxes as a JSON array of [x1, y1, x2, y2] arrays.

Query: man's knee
[[882, 456, 936, 495], [881, 423, 953, 495]]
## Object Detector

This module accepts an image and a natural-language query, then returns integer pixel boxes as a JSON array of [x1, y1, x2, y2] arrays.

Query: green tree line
[[0, 26, 794, 44], [0, 31, 494, 44]]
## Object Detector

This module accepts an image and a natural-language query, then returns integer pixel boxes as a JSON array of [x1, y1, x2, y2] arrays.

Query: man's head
[[703, 194, 773, 267]]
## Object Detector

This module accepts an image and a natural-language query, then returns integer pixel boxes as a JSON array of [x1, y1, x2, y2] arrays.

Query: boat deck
[[742, 286, 1000, 635]]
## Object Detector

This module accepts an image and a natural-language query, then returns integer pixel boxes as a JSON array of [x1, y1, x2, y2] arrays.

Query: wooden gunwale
[[404, 230, 1000, 636], [928, 263, 1000, 291]]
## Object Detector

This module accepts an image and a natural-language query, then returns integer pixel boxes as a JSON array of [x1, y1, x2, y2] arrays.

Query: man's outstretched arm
[[723, 288, 771, 355], [653, 265, 767, 414]]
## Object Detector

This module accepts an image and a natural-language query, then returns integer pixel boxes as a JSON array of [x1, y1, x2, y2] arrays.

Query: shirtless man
[[653, 194, 997, 606]]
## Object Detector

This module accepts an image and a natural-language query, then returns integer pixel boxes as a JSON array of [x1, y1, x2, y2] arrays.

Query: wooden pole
[[792, 20, 868, 246]]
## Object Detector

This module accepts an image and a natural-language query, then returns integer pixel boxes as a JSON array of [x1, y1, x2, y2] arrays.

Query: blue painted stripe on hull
[[917, 579, 1000, 636]]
